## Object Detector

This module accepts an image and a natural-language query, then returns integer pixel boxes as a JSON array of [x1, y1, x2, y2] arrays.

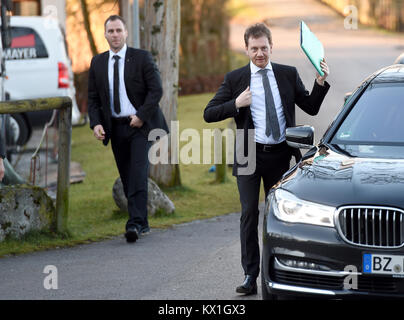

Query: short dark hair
[[244, 23, 272, 47], [104, 15, 127, 30]]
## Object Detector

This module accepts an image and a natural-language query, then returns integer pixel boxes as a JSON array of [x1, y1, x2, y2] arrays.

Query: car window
[[3, 26, 48, 60], [331, 82, 404, 158]]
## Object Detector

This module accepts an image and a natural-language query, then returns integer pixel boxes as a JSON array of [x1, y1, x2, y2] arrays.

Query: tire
[[6, 113, 30, 146]]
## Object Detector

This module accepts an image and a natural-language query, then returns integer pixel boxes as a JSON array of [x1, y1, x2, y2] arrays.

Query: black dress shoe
[[125, 227, 139, 243], [236, 275, 257, 295]]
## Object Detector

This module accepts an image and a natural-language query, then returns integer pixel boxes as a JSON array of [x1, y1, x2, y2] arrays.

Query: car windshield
[[330, 82, 404, 158]]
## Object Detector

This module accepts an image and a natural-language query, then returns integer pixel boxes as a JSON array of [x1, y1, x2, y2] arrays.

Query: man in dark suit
[[88, 15, 168, 243], [204, 23, 330, 295]]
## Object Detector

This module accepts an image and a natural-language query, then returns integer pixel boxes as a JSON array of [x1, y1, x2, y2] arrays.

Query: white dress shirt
[[108, 44, 137, 118], [249, 60, 286, 144]]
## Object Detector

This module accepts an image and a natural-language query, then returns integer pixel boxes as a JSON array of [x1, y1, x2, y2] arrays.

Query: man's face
[[245, 36, 272, 68], [105, 19, 128, 52]]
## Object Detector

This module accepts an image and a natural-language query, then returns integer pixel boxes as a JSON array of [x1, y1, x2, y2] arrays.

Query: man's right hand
[[94, 124, 105, 141], [235, 86, 252, 108]]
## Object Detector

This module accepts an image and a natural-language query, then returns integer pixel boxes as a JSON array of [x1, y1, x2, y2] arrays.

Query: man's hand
[[93, 124, 105, 141], [129, 115, 144, 128], [235, 86, 252, 109], [316, 59, 329, 86], [0, 158, 5, 182]]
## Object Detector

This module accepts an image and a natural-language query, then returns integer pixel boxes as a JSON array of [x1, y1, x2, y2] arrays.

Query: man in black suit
[[88, 15, 168, 243], [204, 23, 330, 295]]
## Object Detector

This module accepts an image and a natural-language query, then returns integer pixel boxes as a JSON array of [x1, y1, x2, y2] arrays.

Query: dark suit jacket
[[88, 47, 169, 145], [204, 62, 330, 175]]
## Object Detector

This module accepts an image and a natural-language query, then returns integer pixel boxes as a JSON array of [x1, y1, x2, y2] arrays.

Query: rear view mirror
[[286, 125, 314, 149]]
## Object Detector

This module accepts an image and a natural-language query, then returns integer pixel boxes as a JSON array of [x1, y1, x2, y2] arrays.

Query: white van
[[3, 16, 81, 145]]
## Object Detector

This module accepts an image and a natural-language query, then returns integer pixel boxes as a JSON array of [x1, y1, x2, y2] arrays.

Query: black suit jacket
[[88, 47, 169, 145], [204, 62, 330, 175]]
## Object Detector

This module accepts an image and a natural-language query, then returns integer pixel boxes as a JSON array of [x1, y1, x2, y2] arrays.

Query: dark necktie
[[113, 55, 121, 114], [258, 69, 280, 140]]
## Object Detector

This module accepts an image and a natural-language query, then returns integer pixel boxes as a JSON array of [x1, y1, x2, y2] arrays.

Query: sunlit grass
[[0, 93, 244, 257]]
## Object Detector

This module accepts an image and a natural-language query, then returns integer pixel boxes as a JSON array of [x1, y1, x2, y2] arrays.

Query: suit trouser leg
[[237, 172, 261, 279], [111, 123, 150, 231], [237, 145, 292, 279], [261, 147, 292, 198]]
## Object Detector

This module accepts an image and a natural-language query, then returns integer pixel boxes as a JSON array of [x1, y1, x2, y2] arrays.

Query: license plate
[[363, 254, 404, 275]]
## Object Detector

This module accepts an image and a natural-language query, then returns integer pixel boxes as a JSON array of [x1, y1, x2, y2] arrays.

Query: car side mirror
[[344, 92, 352, 104], [286, 125, 314, 149], [394, 52, 404, 64]]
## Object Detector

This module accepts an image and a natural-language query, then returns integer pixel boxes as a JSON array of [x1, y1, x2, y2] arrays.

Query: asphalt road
[[1, 0, 404, 300], [0, 210, 262, 300]]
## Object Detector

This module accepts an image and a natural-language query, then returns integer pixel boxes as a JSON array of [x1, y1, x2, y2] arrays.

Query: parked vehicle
[[3, 16, 81, 146], [262, 64, 404, 300]]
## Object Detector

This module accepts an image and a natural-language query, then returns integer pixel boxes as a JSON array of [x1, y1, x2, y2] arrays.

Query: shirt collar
[[109, 44, 127, 61], [250, 60, 272, 74]]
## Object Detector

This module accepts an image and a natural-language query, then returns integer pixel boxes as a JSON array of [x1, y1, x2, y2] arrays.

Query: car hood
[[281, 146, 404, 209]]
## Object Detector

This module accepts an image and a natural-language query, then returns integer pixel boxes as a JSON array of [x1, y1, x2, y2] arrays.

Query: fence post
[[0, 97, 72, 234], [55, 102, 72, 234]]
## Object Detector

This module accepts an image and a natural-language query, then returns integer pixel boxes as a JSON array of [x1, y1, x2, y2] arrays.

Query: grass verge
[[0, 93, 246, 257]]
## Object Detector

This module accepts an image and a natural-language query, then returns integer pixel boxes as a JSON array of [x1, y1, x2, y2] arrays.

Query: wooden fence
[[0, 97, 72, 233]]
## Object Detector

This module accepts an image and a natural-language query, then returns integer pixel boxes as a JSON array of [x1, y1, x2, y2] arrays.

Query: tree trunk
[[144, 0, 181, 187], [79, 0, 98, 56], [119, 0, 133, 47]]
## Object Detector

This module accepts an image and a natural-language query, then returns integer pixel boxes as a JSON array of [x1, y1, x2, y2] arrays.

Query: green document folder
[[300, 21, 324, 76]]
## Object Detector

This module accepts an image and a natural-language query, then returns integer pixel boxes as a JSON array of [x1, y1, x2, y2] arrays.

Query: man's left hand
[[129, 115, 144, 128], [316, 58, 329, 86]]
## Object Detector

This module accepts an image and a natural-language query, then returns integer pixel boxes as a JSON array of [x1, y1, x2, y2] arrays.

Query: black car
[[262, 64, 404, 299]]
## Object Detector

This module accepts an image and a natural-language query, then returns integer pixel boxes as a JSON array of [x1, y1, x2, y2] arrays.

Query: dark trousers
[[110, 121, 151, 231], [236, 142, 292, 279]]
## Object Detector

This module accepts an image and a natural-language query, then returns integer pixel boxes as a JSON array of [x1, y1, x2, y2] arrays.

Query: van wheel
[[6, 114, 30, 146]]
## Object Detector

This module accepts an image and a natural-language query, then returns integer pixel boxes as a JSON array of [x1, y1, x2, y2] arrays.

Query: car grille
[[337, 206, 404, 248]]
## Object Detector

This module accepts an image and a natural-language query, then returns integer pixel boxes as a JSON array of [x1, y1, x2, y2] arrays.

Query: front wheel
[[6, 113, 30, 146]]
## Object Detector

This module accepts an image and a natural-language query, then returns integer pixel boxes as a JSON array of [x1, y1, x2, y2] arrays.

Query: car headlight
[[271, 189, 335, 227]]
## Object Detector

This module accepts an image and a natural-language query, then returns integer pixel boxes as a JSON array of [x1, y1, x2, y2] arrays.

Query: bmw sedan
[[262, 64, 404, 299]]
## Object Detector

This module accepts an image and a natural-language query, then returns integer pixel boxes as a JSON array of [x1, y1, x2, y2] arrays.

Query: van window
[[3, 26, 48, 60]]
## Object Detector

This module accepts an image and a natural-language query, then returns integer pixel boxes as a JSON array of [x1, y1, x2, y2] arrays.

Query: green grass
[[0, 93, 244, 257]]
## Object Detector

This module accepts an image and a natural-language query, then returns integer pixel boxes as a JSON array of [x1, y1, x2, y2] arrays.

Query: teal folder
[[300, 21, 324, 76]]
